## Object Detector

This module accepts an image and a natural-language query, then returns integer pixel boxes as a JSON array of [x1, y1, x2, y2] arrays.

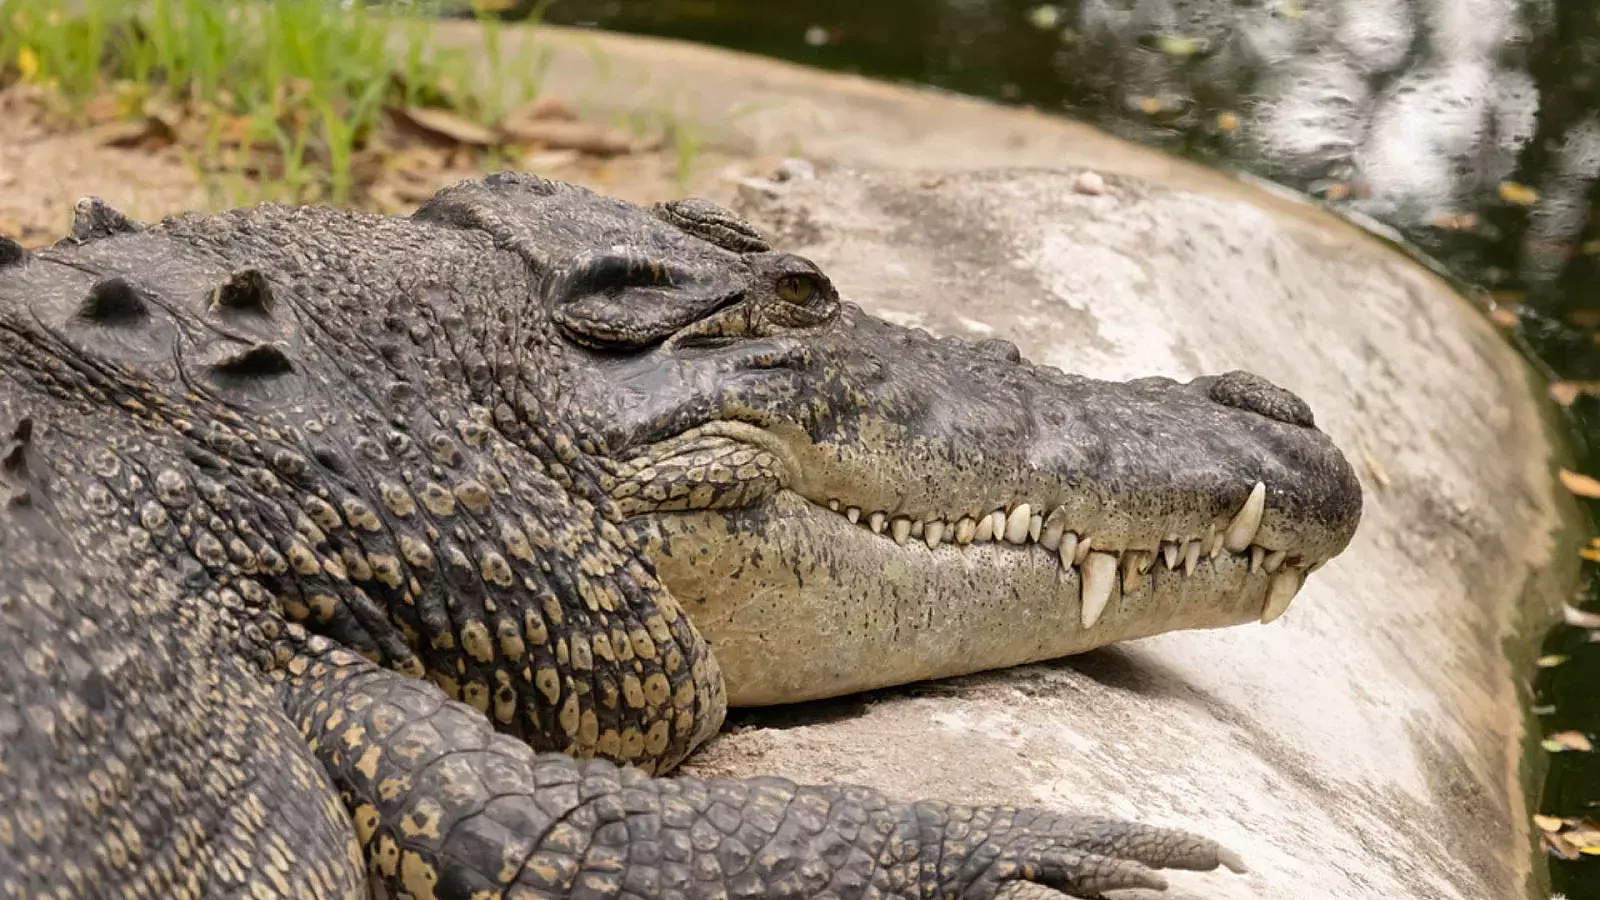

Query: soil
[[0, 85, 777, 248]]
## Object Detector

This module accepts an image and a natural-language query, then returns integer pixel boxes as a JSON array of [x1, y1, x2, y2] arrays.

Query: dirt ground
[[0, 98, 776, 247]]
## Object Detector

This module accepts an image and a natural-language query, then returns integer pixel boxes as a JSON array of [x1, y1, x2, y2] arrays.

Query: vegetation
[[0, 0, 552, 205]]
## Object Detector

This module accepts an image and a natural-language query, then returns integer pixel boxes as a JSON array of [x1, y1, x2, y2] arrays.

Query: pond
[[513, 0, 1598, 894]]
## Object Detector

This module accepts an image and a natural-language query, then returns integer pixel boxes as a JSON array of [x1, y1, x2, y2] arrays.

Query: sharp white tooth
[[1004, 504, 1032, 543], [1205, 523, 1223, 559], [847, 507, 861, 524], [1074, 534, 1093, 565], [869, 512, 886, 534], [990, 510, 1007, 539], [955, 517, 977, 544], [1183, 539, 1201, 575], [1249, 545, 1265, 573], [911, 519, 924, 538], [1029, 512, 1043, 543], [1081, 551, 1118, 628], [1223, 481, 1266, 552], [1121, 551, 1148, 592], [1057, 532, 1078, 568], [1162, 542, 1179, 570], [828, 499, 840, 511], [1264, 549, 1286, 573], [925, 520, 946, 549], [1261, 567, 1304, 623], [974, 513, 995, 542], [890, 517, 911, 545], [1040, 517, 1065, 551]]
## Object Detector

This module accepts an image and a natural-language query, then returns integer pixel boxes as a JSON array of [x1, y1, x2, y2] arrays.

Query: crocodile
[[0, 173, 1360, 899]]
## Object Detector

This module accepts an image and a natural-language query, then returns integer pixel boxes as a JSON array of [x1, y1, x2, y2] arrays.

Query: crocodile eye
[[777, 274, 816, 305]]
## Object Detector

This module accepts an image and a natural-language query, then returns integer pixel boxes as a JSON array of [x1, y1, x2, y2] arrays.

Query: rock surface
[[666, 166, 1577, 900]]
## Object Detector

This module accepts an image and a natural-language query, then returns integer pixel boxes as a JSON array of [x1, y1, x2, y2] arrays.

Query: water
[[509, 0, 1597, 893]]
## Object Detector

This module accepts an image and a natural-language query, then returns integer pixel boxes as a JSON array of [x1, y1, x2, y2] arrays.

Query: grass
[[0, 0, 550, 205]]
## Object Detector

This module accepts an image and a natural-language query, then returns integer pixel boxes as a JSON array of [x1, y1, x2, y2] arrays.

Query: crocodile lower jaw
[[812, 481, 1315, 627]]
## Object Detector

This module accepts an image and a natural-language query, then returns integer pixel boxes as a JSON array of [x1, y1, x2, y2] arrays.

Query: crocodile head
[[418, 175, 1364, 705]]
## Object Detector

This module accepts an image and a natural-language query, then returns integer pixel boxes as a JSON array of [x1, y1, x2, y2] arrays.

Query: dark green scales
[[0, 175, 1361, 898]]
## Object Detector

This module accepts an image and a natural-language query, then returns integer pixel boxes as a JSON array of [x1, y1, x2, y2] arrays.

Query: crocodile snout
[[1207, 370, 1316, 429]]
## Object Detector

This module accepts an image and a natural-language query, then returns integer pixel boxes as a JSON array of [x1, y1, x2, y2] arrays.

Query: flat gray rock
[[671, 167, 1577, 900]]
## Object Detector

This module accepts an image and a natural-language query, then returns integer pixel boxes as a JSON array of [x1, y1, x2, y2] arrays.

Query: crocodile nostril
[[975, 338, 1023, 363], [1208, 370, 1315, 428]]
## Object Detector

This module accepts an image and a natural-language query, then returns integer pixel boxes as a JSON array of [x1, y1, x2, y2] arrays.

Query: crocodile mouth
[[806, 481, 1309, 627]]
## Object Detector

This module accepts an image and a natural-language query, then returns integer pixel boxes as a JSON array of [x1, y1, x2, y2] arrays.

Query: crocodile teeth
[[828, 499, 840, 511], [846, 507, 861, 524], [1161, 542, 1179, 570], [974, 513, 995, 542], [1263, 549, 1286, 573], [890, 517, 910, 545], [989, 510, 1007, 540], [1261, 567, 1304, 623], [1249, 545, 1265, 573], [1121, 551, 1149, 593], [1004, 504, 1031, 543], [868, 511, 886, 534], [1029, 512, 1043, 542], [924, 520, 945, 548], [955, 517, 977, 544], [1183, 539, 1201, 575], [1081, 551, 1118, 628], [911, 519, 924, 538], [1040, 507, 1067, 550], [1204, 523, 1222, 559], [1074, 534, 1093, 565], [1057, 532, 1078, 568], [1223, 481, 1266, 552]]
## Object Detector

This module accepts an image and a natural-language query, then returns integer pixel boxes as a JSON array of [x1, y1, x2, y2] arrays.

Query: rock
[[673, 167, 1578, 900], [1073, 169, 1106, 194]]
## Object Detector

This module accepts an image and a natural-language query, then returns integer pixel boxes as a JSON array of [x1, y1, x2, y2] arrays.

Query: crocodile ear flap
[[548, 250, 741, 350]]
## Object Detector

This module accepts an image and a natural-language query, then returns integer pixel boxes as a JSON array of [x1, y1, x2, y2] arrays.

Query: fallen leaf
[[1135, 96, 1164, 115], [1570, 823, 1600, 850], [498, 118, 639, 156], [1583, 240, 1600, 255], [1563, 603, 1600, 628], [1551, 383, 1582, 406], [1537, 654, 1568, 667], [1499, 181, 1540, 205], [396, 106, 496, 146], [84, 118, 160, 148], [1535, 814, 1566, 832], [1489, 308, 1519, 327], [1567, 309, 1600, 327], [1431, 212, 1479, 231], [1545, 831, 1582, 860], [508, 96, 576, 123], [1542, 730, 1594, 752], [1580, 547, 1600, 562], [1216, 111, 1240, 132], [1559, 468, 1600, 498]]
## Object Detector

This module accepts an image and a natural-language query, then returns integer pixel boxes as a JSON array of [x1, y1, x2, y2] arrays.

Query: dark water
[[511, 0, 1600, 893]]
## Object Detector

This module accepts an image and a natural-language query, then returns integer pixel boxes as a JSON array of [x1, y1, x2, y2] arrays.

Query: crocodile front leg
[[276, 639, 1242, 899]]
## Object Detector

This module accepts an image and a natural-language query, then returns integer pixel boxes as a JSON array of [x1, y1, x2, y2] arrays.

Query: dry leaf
[[1534, 814, 1567, 832], [1135, 96, 1164, 115], [1537, 654, 1568, 668], [508, 96, 576, 123], [1499, 181, 1540, 205], [1552, 383, 1581, 406], [1216, 111, 1239, 132], [1567, 308, 1600, 327], [1545, 831, 1582, 860], [498, 118, 639, 156], [1542, 730, 1594, 752], [1563, 603, 1600, 628], [1489, 308, 1519, 327], [1580, 547, 1600, 562], [1570, 823, 1600, 850], [1559, 468, 1600, 497], [396, 106, 496, 146]]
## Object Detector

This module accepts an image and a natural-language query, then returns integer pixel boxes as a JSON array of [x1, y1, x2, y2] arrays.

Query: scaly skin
[[0, 176, 1340, 897]]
